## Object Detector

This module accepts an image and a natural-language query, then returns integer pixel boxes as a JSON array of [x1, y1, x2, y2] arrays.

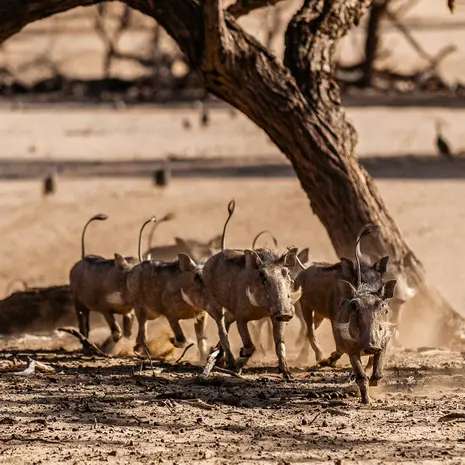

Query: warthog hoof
[[282, 370, 293, 380], [170, 337, 187, 348], [369, 378, 380, 387], [317, 358, 337, 368], [112, 330, 123, 342]]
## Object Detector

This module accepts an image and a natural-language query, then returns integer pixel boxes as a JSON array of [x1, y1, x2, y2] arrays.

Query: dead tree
[[0, 0, 461, 346]]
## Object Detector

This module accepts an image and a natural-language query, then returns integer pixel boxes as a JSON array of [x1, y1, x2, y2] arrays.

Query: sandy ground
[[0, 336, 464, 464], [1, 2, 465, 463]]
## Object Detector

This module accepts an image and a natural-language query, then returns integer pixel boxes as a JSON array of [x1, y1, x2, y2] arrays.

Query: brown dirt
[[0, 335, 464, 464]]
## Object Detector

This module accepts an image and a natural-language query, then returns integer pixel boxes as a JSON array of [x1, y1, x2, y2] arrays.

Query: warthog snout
[[362, 345, 381, 355], [275, 312, 293, 323]]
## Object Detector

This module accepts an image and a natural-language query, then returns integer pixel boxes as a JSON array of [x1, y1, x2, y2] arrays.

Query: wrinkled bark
[[0, 0, 462, 346]]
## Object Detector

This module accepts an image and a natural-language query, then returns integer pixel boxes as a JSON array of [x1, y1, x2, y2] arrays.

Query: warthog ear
[[380, 279, 397, 300], [297, 248, 310, 265], [340, 258, 354, 278], [244, 249, 262, 269], [373, 256, 389, 274], [337, 280, 357, 300], [208, 234, 222, 249], [178, 253, 197, 272], [278, 247, 298, 267], [114, 253, 131, 270]]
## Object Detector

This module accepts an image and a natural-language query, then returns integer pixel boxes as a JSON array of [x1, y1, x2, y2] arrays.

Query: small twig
[[142, 344, 157, 379], [212, 366, 244, 379], [178, 399, 217, 410], [308, 411, 323, 426], [175, 343, 194, 364], [200, 349, 221, 378], [57, 327, 109, 358]]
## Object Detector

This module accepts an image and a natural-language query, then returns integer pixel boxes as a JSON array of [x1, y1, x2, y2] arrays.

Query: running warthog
[[123, 216, 208, 360], [69, 214, 137, 342], [192, 200, 301, 379], [295, 224, 390, 365], [332, 278, 397, 404], [143, 213, 221, 262]]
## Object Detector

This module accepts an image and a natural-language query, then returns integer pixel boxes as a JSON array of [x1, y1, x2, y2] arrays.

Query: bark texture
[[0, 0, 462, 345]]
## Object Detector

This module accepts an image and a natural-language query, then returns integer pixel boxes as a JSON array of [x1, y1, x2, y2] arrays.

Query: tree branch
[[227, 0, 288, 19], [202, 0, 229, 70]]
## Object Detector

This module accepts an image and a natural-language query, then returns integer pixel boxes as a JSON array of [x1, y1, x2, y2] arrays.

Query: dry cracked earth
[[0, 334, 464, 465]]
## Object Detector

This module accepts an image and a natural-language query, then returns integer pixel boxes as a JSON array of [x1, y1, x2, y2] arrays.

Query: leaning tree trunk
[[0, 0, 461, 346]]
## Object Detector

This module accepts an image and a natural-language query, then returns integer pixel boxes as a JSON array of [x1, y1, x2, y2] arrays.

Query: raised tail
[[251, 229, 279, 250], [147, 212, 175, 251], [81, 213, 108, 259], [221, 200, 236, 251], [138, 215, 157, 262], [354, 223, 378, 288]]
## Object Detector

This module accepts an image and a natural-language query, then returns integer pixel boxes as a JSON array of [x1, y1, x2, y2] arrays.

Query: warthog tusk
[[290, 286, 302, 305], [181, 288, 195, 308], [333, 322, 357, 343], [246, 287, 260, 307]]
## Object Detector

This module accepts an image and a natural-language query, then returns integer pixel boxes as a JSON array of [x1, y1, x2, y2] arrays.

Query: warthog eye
[[350, 300, 358, 312], [258, 270, 267, 282], [281, 267, 289, 279]]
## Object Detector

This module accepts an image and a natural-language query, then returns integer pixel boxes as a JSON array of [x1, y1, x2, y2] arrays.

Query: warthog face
[[244, 249, 302, 322], [335, 280, 397, 355]]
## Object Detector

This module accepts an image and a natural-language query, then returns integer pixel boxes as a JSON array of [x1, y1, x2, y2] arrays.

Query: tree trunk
[[361, 0, 388, 87], [0, 0, 461, 346]]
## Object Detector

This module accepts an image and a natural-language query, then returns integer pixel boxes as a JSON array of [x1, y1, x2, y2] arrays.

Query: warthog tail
[[81, 213, 108, 258], [221, 200, 236, 251]]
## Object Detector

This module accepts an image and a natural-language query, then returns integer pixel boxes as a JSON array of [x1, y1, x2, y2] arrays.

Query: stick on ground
[[175, 343, 194, 364], [57, 327, 110, 357], [200, 349, 220, 378]]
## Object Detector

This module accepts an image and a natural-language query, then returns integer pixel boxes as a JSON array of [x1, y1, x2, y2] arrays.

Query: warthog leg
[[194, 312, 209, 362], [75, 300, 90, 339], [236, 318, 256, 370], [299, 303, 324, 364], [102, 310, 123, 342], [271, 318, 292, 380], [318, 349, 343, 368], [369, 347, 386, 387], [168, 319, 187, 348], [123, 311, 135, 338], [213, 308, 236, 371], [134, 306, 149, 354], [349, 353, 370, 404]]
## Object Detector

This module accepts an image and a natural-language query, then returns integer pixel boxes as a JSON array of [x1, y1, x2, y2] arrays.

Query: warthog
[[69, 214, 137, 342], [332, 278, 397, 404], [123, 216, 208, 360], [193, 200, 301, 379], [295, 224, 390, 365], [250, 230, 310, 355], [143, 212, 222, 262]]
